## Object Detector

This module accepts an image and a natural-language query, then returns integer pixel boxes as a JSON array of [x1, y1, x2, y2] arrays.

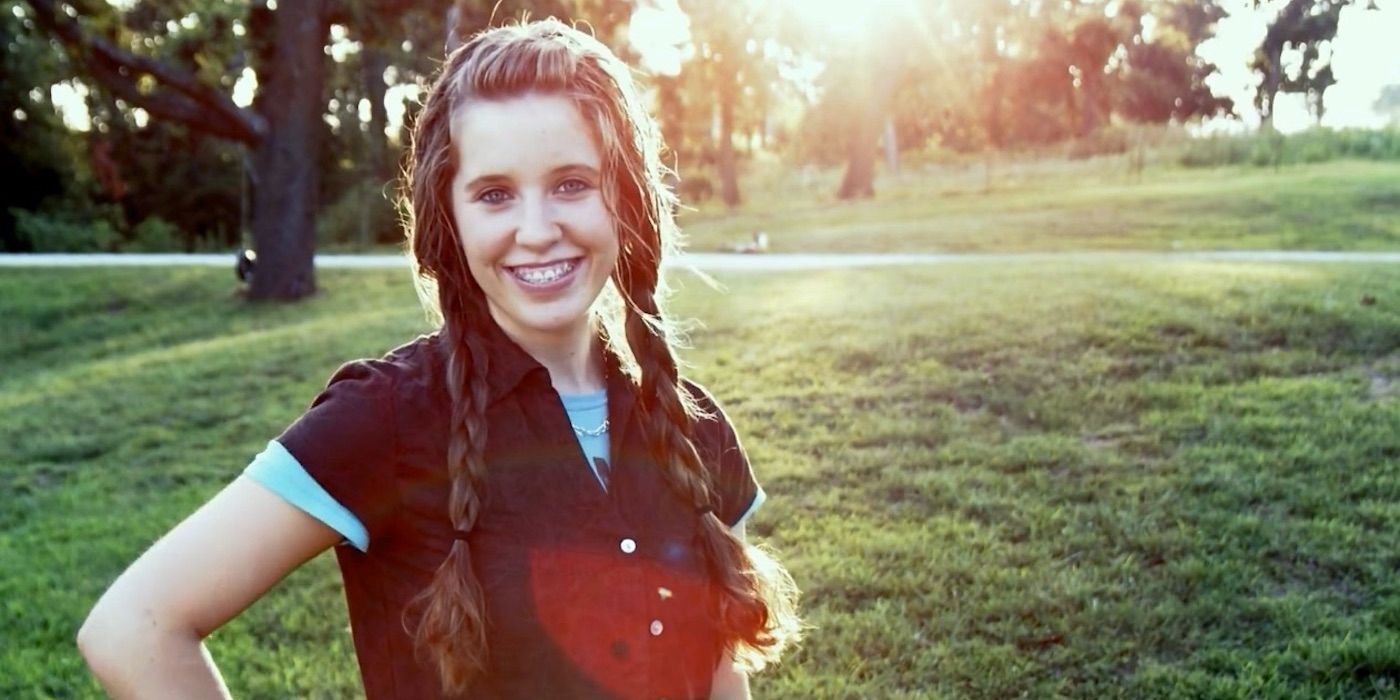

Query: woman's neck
[[498, 318, 605, 395]]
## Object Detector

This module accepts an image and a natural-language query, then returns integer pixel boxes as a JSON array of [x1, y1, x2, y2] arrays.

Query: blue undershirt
[[560, 389, 611, 490]]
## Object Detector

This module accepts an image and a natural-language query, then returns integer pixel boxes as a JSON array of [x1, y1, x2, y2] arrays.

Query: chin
[[504, 305, 593, 337]]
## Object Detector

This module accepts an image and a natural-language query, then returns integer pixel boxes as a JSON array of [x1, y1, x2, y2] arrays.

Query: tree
[[672, 0, 772, 209], [1249, 0, 1382, 130], [22, 0, 334, 299], [820, 1, 937, 199], [1, 0, 84, 251], [1376, 83, 1400, 125], [701, 8, 743, 208], [1114, 1, 1233, 123], [22, 0, 455, 299], [1067, 15, 1121, 136]]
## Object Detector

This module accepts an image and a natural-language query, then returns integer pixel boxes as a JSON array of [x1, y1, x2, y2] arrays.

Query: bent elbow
[[76, 602, 160, 682], [76, 607, 124, 677]]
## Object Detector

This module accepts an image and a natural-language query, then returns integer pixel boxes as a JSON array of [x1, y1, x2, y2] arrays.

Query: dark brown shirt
[[277, 320, 761, 699]]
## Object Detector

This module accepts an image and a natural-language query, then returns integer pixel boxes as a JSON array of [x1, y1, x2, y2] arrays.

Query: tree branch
[[23, 0, 267, 144]]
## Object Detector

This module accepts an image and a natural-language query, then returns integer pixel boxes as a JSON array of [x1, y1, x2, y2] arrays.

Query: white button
[[649, 619, 664, 636], [620, 538, 637, 554]]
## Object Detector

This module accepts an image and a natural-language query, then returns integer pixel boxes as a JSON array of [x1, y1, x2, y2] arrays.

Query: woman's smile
[[506, 257, 582, 289]]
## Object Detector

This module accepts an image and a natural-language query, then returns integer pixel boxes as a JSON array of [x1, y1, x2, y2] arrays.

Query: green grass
[[677, 159, 1400, 255], [3, 259, 1398, 698]]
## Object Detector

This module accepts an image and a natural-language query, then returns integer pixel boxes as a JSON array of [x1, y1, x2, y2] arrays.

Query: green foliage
[[11, 206, 121, 252], [124, 216, 183, 252], [315, 179, 403, 250], [1180, 128, 1400, 168], [3, 257, 1398, 698], [112, 122, 243, 251], [1, 0, 89, 251], [1249, 0, 1357, 126]]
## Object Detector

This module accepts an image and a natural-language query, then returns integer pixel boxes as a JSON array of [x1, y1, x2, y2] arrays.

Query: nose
[[514, 191, 562, 252]]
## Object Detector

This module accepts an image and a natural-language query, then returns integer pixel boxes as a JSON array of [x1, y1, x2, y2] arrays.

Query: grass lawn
[[677, 159, 1400, 255], [3, 258, 1397, 698]]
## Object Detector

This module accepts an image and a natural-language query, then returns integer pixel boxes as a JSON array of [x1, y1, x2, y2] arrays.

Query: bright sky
[[45, 1, 1400, 136]]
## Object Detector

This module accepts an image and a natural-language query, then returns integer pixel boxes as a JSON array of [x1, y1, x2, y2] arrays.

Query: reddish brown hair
[[400, 18, 801, 696]]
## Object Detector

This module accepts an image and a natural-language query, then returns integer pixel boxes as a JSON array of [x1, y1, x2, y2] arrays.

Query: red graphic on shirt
[[530, 547, 716, 699]]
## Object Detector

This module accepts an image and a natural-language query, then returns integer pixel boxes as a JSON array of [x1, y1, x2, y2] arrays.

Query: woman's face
[[448, 92, 619, 347]]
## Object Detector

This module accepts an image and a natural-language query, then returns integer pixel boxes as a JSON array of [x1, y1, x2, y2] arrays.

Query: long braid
[[619, 243, 801, 669], [402, 274, 494, 695]]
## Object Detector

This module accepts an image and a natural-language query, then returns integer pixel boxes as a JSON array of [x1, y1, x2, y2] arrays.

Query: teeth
[[511, 259, 576, 284]]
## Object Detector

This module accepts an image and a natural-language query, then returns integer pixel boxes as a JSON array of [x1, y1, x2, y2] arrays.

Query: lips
[[507, 257, 580, 286]]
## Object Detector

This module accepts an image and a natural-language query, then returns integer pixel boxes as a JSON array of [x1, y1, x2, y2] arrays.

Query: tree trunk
[[716, 70, 740, 210], [882, 116, 898, 174], [1258, 44, 1283, 133], [1260, 81, 1279, 133], [363, 45, 390, 183], [1078, 71, 1107, 137], [837, 58, 899, 200], [837, 128, 876, 199], [838, 65, 882, 200], [248, 0, 328, 301], [657, 74, 683, 160], [656, 74, 683, 192]]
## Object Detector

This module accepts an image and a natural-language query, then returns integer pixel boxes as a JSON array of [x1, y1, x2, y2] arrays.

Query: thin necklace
[[570, 346, 609, 438], [571, 418, 609, 437]]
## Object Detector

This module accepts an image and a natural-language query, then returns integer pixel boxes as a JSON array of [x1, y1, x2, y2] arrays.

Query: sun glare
[[629, 0, 691, 76], [777, 0, 927, 42]]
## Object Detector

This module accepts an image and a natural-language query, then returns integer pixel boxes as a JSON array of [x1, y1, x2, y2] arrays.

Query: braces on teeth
[[515, 261, 574, 283]]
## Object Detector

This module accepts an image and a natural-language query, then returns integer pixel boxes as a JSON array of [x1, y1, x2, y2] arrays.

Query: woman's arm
[[77, 475, 344, 698], [710, 521, 754, 700], [710, 650, 752, 700]]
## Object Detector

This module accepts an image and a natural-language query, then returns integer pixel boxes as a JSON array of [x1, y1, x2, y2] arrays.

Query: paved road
[[2, 250, 1399, 271]]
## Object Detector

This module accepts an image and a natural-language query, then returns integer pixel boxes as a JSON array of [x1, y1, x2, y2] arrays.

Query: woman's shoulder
[[367, 332, 443, 374], [677, 376, 762, 527], [677, 377, 741, 451], [677, 376, 722, 415], [297, 333, 448, 429], [326, 333, 444, 392]]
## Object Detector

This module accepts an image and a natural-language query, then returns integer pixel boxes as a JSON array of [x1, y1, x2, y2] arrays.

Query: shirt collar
[[439, 315, 637, 412], [475, 315, 549, 404]]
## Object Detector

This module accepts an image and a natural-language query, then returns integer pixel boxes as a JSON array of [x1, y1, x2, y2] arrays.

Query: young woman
[[75, 18, 800, 700]]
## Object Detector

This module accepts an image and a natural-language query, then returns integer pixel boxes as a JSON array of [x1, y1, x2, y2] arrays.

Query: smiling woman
[[76, 17, 801, 700]]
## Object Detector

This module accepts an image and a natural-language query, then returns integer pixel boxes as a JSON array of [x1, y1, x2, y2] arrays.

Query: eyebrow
[[463, 163, 601, 192]]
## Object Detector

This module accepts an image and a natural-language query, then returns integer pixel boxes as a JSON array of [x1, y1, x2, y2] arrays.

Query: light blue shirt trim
[[733, 485, 766, 529], [560, 389, 610, 491], [243, 440, 370, 553]]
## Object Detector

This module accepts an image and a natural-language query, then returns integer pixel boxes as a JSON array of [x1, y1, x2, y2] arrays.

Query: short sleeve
[[242, 440, 370, 552], [682, 380, 765, 529], [275, 359, 402, 550]]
